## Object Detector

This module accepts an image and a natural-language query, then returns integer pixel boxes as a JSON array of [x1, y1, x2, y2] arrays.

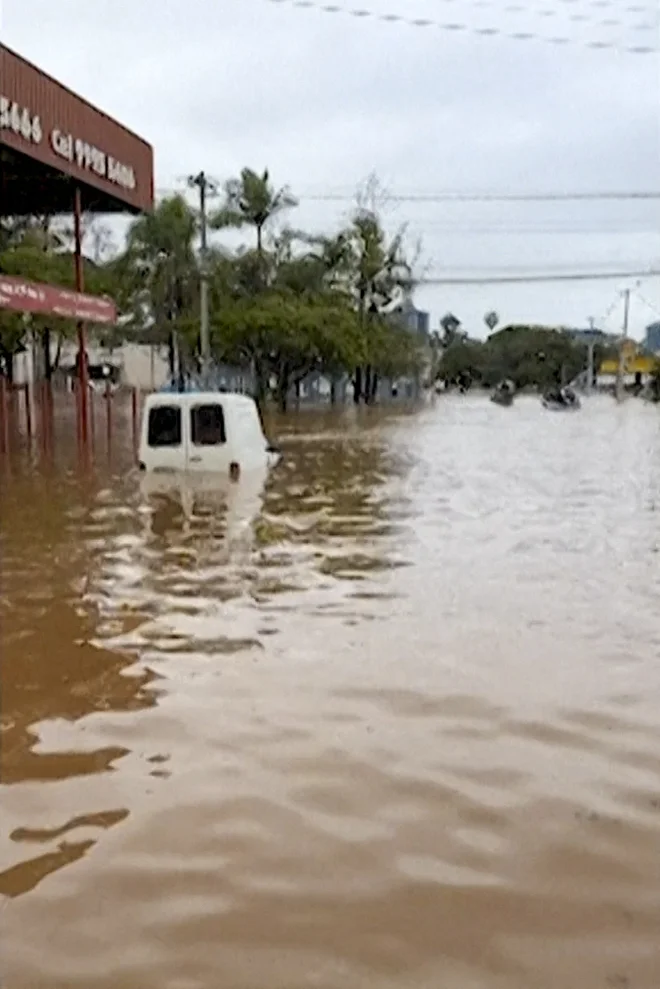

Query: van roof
[[145, 391, 257, 408]]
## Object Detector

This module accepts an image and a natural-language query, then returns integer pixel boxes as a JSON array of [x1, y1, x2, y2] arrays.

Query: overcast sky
[[2, 0, 659, 338]]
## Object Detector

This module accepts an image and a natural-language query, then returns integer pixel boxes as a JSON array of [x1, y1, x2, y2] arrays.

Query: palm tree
[[484, 310, 499, 334], [440, 313, 464, 348], [210, 168, 298, 261], [118, 195, 198, 376], [344, 209, 413, 403]]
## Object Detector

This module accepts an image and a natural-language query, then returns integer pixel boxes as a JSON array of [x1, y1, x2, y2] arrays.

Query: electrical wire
[[158, 184, 660, 207], [400, 0, 657, 30], [417, 268, 660, 284], [419, 0, 655, 10], [416, 0, 658, 21], [633, 289, 660, 320], [158, 181, 660, 203], [296, 190, 660, 203], [263, 0, 659, 53], [394, 224, 660, 235], [598, 292, 624, 327]]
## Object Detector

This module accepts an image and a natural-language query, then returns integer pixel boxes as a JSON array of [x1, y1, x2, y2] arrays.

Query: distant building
[[565, 326, 608, 343], [390, 296, 430, 338], [644, 322, 660, 354], [379, 296, 431, 400]]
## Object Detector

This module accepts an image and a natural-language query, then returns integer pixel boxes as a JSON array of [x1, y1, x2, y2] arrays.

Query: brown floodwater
[[1, 393, 660, 988]]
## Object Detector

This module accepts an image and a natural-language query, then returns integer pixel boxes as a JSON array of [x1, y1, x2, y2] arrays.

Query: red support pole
[[37, 380, 45, 445], [73, 186, 89, 449], [73, 375, 80, 447], [89, 383, 95, 438], [0, 377, 8, 455], [131, 386, 139, 458], [105, 382, 112, 453], [42, 379, 54, 454], [24, 383, 32, 439]]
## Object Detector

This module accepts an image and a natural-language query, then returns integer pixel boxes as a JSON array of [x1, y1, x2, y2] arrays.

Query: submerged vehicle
[[140, 466, 269, 552], [138, 390, 281, 475], [490, 379, 515, 406], [541, 385, 581, 411]]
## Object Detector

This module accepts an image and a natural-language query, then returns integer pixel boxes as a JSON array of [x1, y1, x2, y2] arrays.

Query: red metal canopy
[[1, 43, 154, 215]]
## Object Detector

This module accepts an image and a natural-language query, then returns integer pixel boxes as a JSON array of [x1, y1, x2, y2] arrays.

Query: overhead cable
[[157, 184, 660, 205], [411, 0, 656, 30], [633, 289, 660, 319], [417, 268, 660, 284], [298, 190, 660, 203], [263, 0, 659, 53]]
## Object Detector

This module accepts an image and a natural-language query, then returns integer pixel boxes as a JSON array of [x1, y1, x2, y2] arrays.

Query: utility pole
[[616, 289, 630, 403], [586, 316, 595, 395], [188, 171, 216, 385]]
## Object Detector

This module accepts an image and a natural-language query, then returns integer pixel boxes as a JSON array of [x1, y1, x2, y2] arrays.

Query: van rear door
[[186, 400, 228, 471], [144, 399, 185, 472]]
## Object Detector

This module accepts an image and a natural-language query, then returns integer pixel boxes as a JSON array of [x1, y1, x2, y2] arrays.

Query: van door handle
[[190, 455, 202, 463]]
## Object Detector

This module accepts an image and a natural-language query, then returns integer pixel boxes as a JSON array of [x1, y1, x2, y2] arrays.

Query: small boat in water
[[490, 379, 515, 406], [541, 385, 581, 411]]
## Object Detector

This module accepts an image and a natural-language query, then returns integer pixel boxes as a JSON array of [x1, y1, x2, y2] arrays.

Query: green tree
[[1, 167, 429, 409], [483, 325, 585, 389], [115, 194, 198, 374], [336, 208, 413, 403], [371, 319, 425, 385], [210, 168, 298, 266], [433, 324, 591, 391], [210, 292, 361, 412], [437, 337, 485, 389]]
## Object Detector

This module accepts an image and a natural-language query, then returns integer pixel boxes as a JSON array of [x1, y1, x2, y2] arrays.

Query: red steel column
[[73, 186, 89, 447]]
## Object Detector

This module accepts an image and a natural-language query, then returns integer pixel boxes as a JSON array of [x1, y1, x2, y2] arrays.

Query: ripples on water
[[1, 394, 660, 988]]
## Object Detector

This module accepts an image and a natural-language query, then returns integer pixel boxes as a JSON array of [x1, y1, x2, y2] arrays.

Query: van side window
[[148, 405, 181, 447], [191, 404, 226, 446]]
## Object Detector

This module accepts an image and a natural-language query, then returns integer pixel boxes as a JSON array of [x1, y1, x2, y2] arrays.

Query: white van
[[138, 391, 280, 474]]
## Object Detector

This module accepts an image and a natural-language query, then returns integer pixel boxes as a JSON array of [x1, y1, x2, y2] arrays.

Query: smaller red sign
[[0, 274, 116, 324]]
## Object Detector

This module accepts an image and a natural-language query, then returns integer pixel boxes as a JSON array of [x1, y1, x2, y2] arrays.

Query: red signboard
[[0, 274, 117, 324]]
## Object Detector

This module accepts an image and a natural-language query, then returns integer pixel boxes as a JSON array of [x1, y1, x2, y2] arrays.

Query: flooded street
[[2, 394, 660, 989]]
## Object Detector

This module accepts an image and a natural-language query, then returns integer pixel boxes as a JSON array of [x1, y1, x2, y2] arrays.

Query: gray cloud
[[3, 0, 659, 336]]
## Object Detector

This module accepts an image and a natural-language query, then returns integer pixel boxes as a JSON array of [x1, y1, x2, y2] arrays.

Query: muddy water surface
[[1, 395, 660, 988]]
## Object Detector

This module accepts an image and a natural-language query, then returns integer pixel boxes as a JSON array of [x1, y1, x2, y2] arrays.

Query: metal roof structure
[[1, 43, 153, 216]]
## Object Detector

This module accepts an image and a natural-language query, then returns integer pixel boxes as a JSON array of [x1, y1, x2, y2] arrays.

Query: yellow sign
[[600, 355, 656, 375]]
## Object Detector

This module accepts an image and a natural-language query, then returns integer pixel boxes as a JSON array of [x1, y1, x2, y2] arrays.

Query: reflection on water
[[1, 395, 660, 988]]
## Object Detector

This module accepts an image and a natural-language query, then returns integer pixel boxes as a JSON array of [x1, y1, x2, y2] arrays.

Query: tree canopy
[[436, 323, 617, 391], [0, 169, 427, 404]]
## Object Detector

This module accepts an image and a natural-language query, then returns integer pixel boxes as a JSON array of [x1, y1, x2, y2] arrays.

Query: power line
[[633, 289, 660, 320], [297, 190, 660, 203], [156, 183, 660, 206], [409, 0, 657, 30], [418, 268, 660, 284], [420, 0, 655, 10], [599, 291, 625, 326], [397, 225, 660, 235], [263, 0, 659, 53]]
